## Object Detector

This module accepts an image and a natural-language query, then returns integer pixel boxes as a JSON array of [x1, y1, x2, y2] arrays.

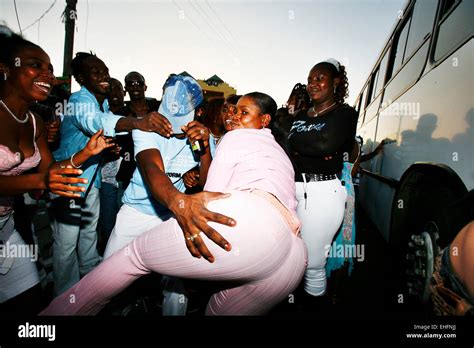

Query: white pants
[[296, 179, 347, 296], [104, 204, 188, 316]]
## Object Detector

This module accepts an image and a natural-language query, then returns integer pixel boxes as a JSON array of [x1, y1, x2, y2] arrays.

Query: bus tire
[[389, 169, 466, 309]]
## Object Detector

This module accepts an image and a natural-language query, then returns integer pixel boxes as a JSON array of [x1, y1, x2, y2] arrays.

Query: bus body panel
[[357, 6, 473, 240]]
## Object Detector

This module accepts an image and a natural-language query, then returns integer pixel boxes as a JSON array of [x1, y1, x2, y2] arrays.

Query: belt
[[245, 189, 301, 236], [296, 173, 338, 182]]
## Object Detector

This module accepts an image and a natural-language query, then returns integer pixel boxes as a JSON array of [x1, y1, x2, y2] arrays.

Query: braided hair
[[70, 51, 97, 85], [287, 82, 310, 110]]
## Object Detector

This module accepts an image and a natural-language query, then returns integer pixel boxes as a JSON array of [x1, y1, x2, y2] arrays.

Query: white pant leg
[[103, 204, 166, 259], [296, 179, 347, 296], [103, 204, 188, 316], [161, 275, 188, 316]]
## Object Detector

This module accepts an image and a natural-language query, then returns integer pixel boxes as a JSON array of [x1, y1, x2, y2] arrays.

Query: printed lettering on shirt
[[166, 172, 182, 179], [289, 120, 326, 138]]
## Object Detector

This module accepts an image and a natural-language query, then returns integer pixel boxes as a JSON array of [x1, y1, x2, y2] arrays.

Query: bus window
[[355, 96, 361, 113], [374, 50, 389, 98], [356, 84, 369, 124], [388, 16, 411, 81], [367, 69, 379, 105], [360, 84, 368, 112], [404, 0, 438, 60], [364, 84, 371, 108], [434, 0, 474, 61]]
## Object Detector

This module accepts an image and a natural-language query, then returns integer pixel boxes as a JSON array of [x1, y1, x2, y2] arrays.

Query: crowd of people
[[0, 24, 472, 316]]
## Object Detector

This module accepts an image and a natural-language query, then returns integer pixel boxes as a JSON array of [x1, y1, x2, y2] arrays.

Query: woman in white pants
[[287, 59, 358, 296]]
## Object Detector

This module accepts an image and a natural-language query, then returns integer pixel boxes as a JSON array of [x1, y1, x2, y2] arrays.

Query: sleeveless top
[[0, 112, 42, 217]]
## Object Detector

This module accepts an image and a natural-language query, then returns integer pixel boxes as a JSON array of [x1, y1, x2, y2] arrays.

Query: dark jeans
[[99, 183, 123, 247]]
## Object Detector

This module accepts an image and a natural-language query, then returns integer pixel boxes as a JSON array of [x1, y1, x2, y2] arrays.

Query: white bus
[[354, 0, 473, 305]]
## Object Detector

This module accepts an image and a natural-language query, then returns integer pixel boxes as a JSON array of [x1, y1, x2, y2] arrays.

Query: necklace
[[0, 100, 30, 124], [309, 102, 336, 117]]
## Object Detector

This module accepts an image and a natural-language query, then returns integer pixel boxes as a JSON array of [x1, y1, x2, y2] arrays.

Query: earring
[[333, 85, 337, 94], [2, 72, 6, 81]]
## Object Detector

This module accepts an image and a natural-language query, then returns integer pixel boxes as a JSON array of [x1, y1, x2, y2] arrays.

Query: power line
[[204, 0, 240, 48], [171, 0, 226, 57], [186, 0, 238, 59], [23, 0, 57, 32], [201, 0, 256, 68], [193, 0, 232, 48], [13, 0, 22, 34]]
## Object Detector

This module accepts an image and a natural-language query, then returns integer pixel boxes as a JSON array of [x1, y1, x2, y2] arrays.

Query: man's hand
[[183, 168, 200, 189], [134, 111, 172, 137], [170, 191, 236, 263], [182, 121, 210, 148]]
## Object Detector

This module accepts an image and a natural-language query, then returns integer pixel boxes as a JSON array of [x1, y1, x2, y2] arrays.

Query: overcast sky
[[1, 0, 405, 106]]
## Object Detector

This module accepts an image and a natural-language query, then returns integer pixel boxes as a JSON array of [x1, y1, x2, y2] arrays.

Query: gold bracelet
[[70, 151, 82, 169]]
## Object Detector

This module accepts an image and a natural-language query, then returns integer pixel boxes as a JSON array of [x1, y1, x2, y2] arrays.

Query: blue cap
[[158, 74, 203, 133]]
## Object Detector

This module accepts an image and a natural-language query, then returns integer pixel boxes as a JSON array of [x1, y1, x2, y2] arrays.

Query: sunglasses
[[126, 80, 145, 87]]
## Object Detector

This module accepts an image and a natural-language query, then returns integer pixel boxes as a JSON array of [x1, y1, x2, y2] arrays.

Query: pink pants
[[41, 190, 307, 315]]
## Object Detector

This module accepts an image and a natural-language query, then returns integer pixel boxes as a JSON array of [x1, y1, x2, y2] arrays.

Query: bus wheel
[[390, 170, 465, 309], [404, 221, 440, 304]]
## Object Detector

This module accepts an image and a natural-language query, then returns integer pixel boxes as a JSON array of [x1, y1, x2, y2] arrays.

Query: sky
[[1, 0, 406, 107]]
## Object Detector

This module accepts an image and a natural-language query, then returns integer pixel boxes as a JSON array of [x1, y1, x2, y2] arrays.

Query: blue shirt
[[122, 130, 200, 217], [53, 87, 124, 193]]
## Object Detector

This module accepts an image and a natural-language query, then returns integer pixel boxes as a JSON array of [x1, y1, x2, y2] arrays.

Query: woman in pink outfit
[[41, 92, 308, 315]]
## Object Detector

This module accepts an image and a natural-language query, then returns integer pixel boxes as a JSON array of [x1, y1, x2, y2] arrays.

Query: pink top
[[204, 128, 297, 213], [0, 113, 42, 216]]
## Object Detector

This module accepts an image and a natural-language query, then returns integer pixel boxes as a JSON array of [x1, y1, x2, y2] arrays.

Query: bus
[[354, 0, 473, 305]]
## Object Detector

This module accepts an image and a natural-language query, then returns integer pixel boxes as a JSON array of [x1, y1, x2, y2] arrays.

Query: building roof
[[205, 74, 224, 85]]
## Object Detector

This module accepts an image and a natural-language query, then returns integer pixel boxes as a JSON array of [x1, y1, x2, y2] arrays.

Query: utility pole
[[62, 0, 78, 78]]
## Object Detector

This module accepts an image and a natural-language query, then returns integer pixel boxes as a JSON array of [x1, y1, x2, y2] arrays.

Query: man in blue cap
[[103, 74, 235, 315]]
